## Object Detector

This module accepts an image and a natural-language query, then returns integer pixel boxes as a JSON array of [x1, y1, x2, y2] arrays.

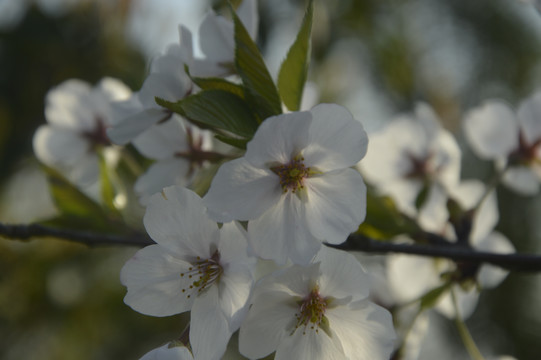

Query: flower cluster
[[31, 1, 396, 359], [30, 0, 530, 359]]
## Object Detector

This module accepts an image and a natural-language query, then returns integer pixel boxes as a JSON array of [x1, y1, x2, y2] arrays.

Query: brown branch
[[329, 234, 541, 272], [2, 222, 541, 272], [0, 222, 154, 247]]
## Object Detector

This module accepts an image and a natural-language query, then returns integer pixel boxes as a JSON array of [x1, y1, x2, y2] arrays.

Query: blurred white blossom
[[360, 103, 461, 232], [463, 93, 541, 195], [33, 77, 131, 189], [131, 117, 213, 205], [387, 180, 515, 320]]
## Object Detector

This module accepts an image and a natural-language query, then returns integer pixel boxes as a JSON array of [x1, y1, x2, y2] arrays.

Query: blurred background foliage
[[1, 0, 541, 359]]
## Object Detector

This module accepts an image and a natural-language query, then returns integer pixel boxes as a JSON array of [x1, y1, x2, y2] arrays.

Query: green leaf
[[232, 4, 282, 120], [277, 0, 313, 111], [214, 134, 248, 150], [185, 65, 245, 98], [357, 186, 421, 239], [414, 183, 430, 210], [156, 89, 258, 138], [419, 282, 451, 310], [98, 153, 116, 212], [40, 166, 114, 231]]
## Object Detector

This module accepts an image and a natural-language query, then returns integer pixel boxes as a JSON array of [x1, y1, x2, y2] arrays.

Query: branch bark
[[2, 222, 541, 272]]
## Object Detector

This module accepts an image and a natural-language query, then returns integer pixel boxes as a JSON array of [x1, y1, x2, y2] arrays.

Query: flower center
[[179, 250, 223, 299], [82, 117, 111, 148], [404, 151, 435, 180], [293, 287, 329, 335], [271, 156, 310, 193]]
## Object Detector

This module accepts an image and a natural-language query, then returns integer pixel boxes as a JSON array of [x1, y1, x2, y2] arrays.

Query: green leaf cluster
[[157, 0, 314, 149]]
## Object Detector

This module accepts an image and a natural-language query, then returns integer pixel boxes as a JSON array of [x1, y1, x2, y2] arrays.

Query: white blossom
[[239, 247, 396, 360], [121, 186, 256, 360], [360, 103, 461, 232], [33, 77, 131, 188], [131, 117, 213, 205], [197, 0, 258, 77], [387, 180, 515, 319], [107, 1, 259, 145], [204, 103, 368, 265], [463, 93, 541, 195]]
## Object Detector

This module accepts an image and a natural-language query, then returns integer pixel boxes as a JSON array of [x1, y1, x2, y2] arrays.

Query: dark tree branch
[[2, 222, 541, 272], [0, 223, 154, 247], [330, 234, 541, 272]]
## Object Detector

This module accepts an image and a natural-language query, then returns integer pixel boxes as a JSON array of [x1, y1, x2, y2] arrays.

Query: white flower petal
[[435, 285, 479, 320], [418, 183, 450, 233], [239, 290, 298, 359], [248, 194, 320, 265], [107, 108, 170, 145], [139, 343, 193, 360], [245, 111, 312, 167], [133, 118, 189, 159], [434, 130, 462, 188], [204, 158, 282, 222], [33, 125, 90, 168], [237, 0, 259, 40], [275, 327, 347, 360], [190, 286, 232, 360], [476, 231, 514, 288], [360, 119, 420, 184], [67, 152, 100, 187], [218, 270, 253, 330], [45, 79, 96, 131], [414, 102, 441, 140], [304, 169, 366, 243], [517, 91, 541, 145], [135, 159, 191, 206], [216, 222, 255, 329], [315, 247, 370, 302], [449, 180, 499, 243], [144, 186, 219, 257], [120, 244, 195, 316], [95, 77, 131, 102], [326, 301, 396, 360], [139, 72, 190, 109], [199, 12, 235, 65], [387, 254, 444, 304], [302, 103, 368, 171], [502, 165, 540, 195], [463, 101, 519, 160]]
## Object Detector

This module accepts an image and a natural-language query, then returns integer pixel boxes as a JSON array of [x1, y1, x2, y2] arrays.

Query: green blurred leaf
[[156, 89, 258, 138], [277, 0, 313, 111], [214, 134, 248, 150], [232, 4, 282, 120], [414, 183, 430, 211], [98, 153, 116, 212], [40, 165, 114, 231], [419, 282, 451, 310], [357, 187, 421, 239]]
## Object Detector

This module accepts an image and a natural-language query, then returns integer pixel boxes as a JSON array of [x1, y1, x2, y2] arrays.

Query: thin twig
[[2, 222, 541, 272]]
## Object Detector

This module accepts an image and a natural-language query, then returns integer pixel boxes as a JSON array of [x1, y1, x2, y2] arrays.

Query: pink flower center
[[271, 156, 310, 193], [179, 250, 223, 299], [293, 287, 329, 335]]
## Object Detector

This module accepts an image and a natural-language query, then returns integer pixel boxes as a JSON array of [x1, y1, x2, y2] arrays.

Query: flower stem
[[120, 148, 144, 177], [451, 288, 485, 360], [473, 164, 509, 213]]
